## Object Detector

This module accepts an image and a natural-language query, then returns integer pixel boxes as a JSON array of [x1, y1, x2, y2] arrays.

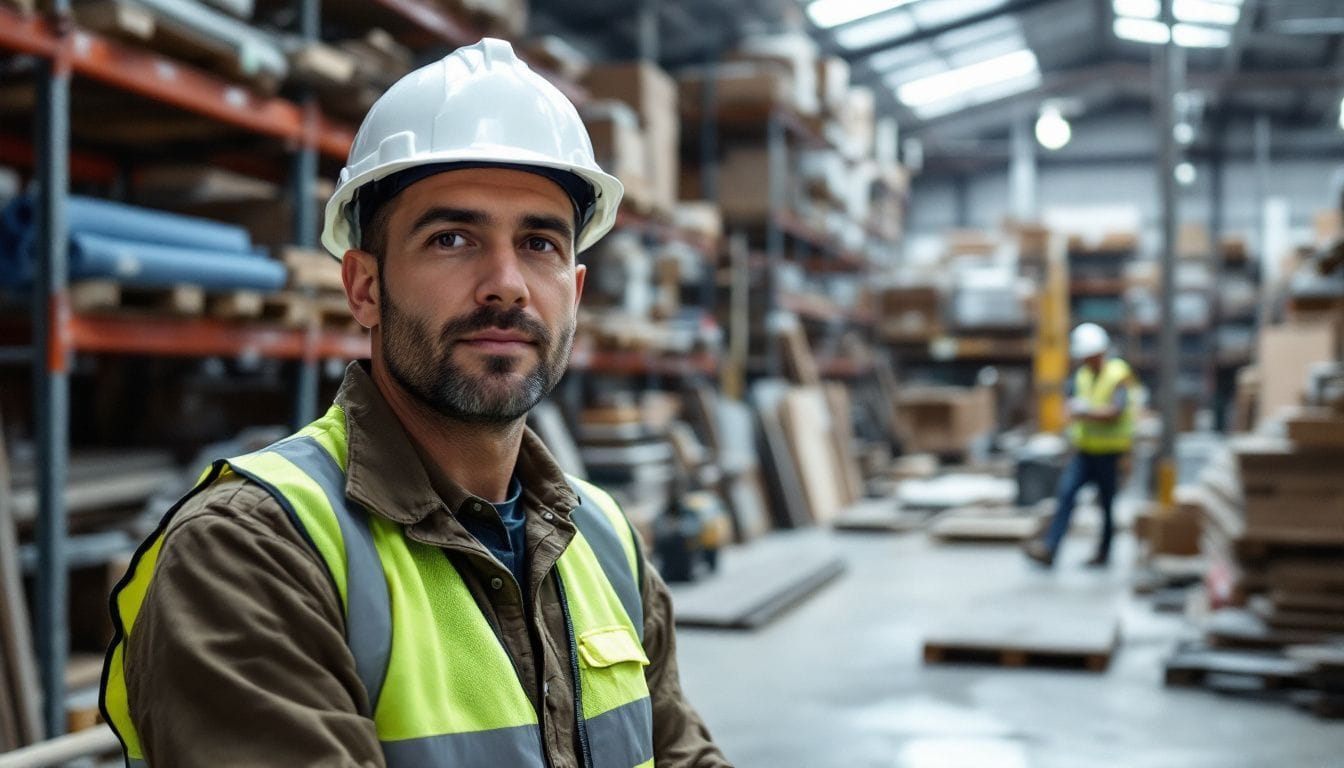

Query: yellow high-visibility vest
[[1070, 358, 1137, 454], [101, 404, 654, 768]]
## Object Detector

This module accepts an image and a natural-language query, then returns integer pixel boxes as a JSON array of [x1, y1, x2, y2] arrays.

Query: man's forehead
[[398, 167, 572, 213]]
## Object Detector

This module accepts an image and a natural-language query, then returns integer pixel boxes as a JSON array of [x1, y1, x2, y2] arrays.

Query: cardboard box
[[582, 101, 652, 212], [443, 0, 526, 38], [584, 61, 679, 216], [1256, 321, 1338, 426], [876, 285, 942, 341], [677, 62, 795, 115], [1148, 496, 1202, 556], [893, 386, 995, 456], [816, 56, 850, 118], [672, 201, 723, 244], [520, 35, 589, 82], [718, 144, 789, 220]]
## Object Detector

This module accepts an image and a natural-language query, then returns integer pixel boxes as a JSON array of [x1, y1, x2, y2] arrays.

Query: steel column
[[1207, 117, 1226, 428], [765, 112, 786, 375], [292, 0, 321, 430], [1010, 112, 1038, 222], [33, 50, 70, 738], [1155, 0, 1181, 503]]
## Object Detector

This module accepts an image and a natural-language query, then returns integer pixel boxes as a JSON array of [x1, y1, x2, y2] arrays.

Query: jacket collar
[[334, 362, 578, 526]]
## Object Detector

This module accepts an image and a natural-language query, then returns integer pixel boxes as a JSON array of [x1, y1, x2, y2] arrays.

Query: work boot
[[1084, 554, 1109, 568], [1023, 540, 1054, 568]]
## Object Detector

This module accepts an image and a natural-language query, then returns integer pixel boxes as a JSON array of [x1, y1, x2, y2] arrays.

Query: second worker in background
[[1025, 322, 1140, 569]]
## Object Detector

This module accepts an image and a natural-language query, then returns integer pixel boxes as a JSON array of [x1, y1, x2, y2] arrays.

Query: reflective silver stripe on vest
[[586, 697, 654, 768], [570, 486, 644, 642], [381, 723, 546, 768], [128, 760, 147, 767], [261, 437, 392, 715]]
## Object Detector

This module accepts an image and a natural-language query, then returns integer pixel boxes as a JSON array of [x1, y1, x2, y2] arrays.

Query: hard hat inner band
[[352, 162, 598, 248]]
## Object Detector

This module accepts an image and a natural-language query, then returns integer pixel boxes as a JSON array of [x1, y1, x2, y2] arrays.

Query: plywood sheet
[[668, 529, 845, 629], [752, 381, 811, 529], [780, 387, 846, 525]]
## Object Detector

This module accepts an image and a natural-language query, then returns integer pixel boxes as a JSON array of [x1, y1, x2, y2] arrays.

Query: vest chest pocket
[[579, 626, 649, 670]]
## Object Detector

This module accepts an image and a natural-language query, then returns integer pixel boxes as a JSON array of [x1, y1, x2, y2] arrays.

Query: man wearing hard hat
[[1024, 322, 1139, 568], [102, 40, 730, 767]]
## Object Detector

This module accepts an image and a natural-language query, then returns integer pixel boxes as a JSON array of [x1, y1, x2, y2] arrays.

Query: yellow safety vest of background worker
[[100, 38, 730, 768], [1025, 322, 1141, 569]]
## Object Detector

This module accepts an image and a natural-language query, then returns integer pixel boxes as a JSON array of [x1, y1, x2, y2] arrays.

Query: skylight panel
[[834, 10, 918, 49]]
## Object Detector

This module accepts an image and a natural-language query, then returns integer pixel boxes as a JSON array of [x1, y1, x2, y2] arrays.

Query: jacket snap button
[[542, 511, 554, 521], [472, 502, 483, 512], [490, 577, 504, 590]]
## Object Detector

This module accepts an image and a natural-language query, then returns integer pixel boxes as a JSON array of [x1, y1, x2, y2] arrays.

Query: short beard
[[380, 287, 573, 426]]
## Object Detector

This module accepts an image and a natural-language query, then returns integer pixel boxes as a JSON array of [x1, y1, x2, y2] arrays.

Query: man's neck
[[369, 360, 523, 502]]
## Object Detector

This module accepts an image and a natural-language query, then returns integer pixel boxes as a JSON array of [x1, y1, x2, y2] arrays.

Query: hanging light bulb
[[1035, 106, 1071, 151], [1175, 161, 1197, 186]]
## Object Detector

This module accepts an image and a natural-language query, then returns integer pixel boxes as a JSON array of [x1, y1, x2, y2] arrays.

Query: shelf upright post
[[292, 0, 322, 429], [33, 0, 72, 738], [1155, 0, 1182, 505], [1207, 116, 1226, 428], [697, 48, 719, 316], [765, 111, 786, 376]]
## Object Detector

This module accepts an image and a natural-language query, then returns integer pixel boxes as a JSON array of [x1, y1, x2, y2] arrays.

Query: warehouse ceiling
[[530, 0, 1344, 162]]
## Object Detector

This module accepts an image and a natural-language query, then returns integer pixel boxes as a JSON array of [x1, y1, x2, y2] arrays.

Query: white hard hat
[[1070, 322, 1111, 359], [320, 38, 623, 259]]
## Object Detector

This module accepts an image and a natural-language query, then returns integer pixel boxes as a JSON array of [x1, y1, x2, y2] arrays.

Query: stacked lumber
[[0, 419, 43, 751], [287, 29, 413, 121], [1176, 405, 1344, 718]]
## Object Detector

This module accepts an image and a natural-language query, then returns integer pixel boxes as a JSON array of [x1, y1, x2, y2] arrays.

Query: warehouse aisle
[[676, 531, 1344, 768]]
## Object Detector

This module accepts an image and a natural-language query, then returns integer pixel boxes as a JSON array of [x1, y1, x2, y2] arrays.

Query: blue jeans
[[1042, 452, 1120, 560]]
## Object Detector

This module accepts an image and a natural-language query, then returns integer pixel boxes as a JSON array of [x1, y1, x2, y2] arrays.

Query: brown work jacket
[[124, 363, 731, 767]]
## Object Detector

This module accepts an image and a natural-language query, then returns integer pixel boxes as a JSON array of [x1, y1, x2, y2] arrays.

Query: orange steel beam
[[67, 314, 370, 360], [0, 132, 119, 185]]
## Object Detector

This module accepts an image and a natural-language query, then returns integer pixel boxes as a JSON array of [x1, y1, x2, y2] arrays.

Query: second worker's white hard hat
[[1070, 322, 1111, 359], [320, 38, 624, 259]]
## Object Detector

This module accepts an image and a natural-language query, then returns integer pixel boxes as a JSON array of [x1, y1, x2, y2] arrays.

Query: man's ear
[[342, 250, 380, 329]]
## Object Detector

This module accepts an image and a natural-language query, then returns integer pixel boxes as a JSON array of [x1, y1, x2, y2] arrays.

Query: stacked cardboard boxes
[[584, 61, 679, 218], [892, 386, 995, 457]]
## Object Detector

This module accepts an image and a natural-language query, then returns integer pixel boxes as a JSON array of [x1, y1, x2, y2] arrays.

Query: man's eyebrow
[[409, 207, 492, 235], [522, 213, 574, 244]]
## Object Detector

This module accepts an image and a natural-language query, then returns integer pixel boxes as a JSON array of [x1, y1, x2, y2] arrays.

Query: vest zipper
[[556, 576, 594, 768]]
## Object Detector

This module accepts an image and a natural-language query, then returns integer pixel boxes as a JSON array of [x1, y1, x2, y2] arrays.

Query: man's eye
[[434, 232, 467, 249], [526, 237, 560, 253]]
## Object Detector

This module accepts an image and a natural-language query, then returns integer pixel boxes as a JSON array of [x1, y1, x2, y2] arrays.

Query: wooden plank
[[1164, 643, 1312, 691], [668, 529, 845, 629], [0, 412, 43, 746], [831, 498, 930, 533], [928, 505, 1046, 543], [823, 384, 864, 506], [751, 381, 811, 529], [779, 387, 846, 525]]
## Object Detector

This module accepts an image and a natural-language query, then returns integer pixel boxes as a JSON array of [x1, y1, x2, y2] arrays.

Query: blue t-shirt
[[459, 477, 527, 592]]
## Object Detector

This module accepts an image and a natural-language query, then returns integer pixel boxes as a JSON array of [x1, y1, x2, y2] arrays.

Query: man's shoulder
[[162, 470, 305, 548]]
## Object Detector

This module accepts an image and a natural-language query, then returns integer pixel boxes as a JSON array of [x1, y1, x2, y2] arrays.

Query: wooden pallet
[[922, 587, 1121, 674], [1164, 644, 1311, 691], [923, 640, 1112, 672], [72, 280, 205, 316]]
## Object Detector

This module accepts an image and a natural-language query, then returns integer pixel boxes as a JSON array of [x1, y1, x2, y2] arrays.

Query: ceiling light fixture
[[806, 0, 915, 30], [1172, 23, 1231, 47], [1113, 17, 1171, 43], [898, 48, 1039, 108], [1174, 0, 1240, 26]]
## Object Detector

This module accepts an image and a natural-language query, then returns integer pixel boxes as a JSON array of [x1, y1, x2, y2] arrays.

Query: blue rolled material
[[67, 232, 286, 291], [0, 194, 283, 292]]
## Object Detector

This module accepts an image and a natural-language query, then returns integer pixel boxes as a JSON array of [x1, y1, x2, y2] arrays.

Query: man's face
[[366, 168, 585, 425]]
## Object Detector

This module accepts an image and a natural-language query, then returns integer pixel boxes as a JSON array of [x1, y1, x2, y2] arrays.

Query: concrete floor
[[674, 529, 1344, 768]]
